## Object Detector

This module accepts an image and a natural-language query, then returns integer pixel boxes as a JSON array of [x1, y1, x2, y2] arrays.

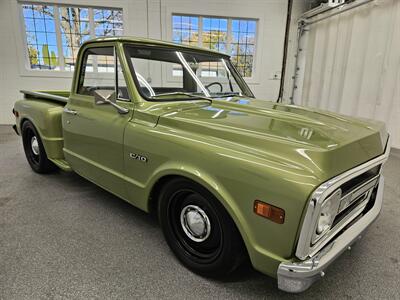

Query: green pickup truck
[[12, 37, 390, 293]]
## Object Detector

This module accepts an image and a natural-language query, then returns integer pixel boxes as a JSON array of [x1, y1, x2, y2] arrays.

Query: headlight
[[313, 189, 342, 243]]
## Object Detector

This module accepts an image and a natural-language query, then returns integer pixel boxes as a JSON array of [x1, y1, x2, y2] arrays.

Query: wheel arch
[[19, 117, 48, 151], [20, 117, 42, 139], [20, 116, 35, 130], [146, 166, 254, 254]]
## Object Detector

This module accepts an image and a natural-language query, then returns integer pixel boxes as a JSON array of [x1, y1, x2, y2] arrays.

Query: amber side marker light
[[254, 200, 285, 224]]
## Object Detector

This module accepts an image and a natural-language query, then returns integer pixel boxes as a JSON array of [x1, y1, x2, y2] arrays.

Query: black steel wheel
[[158, 177, 246, 277], [21, 120, 57, 173]]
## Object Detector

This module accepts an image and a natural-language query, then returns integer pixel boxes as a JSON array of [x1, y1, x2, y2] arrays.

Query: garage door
[[291, 0, 399, 148]]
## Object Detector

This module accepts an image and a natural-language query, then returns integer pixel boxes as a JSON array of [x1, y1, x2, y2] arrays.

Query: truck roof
[[83, 36, 230, 57]]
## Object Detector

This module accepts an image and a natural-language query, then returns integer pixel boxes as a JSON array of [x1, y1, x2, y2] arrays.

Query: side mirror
[[94, 90, 115, 104], [94, 90, 129, 114]]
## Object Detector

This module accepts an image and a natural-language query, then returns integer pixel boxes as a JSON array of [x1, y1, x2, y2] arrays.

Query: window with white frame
[[21, 3, 123, 71], [172, 15, 257, 77]]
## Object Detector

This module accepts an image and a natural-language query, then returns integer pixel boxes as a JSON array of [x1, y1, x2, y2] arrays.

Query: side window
[[78, 46, 130, 101]]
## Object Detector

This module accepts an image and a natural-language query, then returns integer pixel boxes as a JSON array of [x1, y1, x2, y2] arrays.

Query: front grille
[[332, 182, 378, 227], [340, 165, 380, 195], [334, 165, 381, 220], [311, 166, 381, 246]]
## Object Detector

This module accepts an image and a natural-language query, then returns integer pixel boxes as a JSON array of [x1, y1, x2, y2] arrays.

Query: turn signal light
[[254, 200, 285, 224]]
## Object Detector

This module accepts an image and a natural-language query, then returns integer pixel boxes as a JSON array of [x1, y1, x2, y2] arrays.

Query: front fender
[[123, 122, 318, 277], [144, 162, 299, 277], [145, 162, 251, 239]]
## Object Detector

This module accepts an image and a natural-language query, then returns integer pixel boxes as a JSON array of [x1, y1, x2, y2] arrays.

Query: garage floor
[[1, 125, 399, 299]]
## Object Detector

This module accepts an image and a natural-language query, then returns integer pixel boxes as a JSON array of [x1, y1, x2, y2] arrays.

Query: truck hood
[[156, 97, 388, 181]]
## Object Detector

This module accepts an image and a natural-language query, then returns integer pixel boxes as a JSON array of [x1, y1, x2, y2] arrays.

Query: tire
[[158, 177, 246, 278], [21, 120, 57, 173]]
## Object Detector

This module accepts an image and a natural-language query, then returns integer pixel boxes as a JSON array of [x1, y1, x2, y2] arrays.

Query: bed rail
[[20, 90, 68, 104]]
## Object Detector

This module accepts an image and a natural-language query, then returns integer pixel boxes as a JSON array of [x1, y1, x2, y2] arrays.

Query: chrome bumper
[[277, 176, 385, 293]]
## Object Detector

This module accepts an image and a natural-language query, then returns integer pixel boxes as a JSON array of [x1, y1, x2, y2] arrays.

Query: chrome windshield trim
[[295, 136, 391, 260], [175, 51, 211, 97]]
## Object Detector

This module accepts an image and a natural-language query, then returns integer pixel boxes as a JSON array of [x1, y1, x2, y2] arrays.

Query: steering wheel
[[205, 82, 223, 93]]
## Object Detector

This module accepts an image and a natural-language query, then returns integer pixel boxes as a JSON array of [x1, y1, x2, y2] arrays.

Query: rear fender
[[14, 99, 65, 160]]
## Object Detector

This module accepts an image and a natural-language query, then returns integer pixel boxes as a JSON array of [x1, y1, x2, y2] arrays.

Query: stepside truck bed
[[14, 90, 71, 170]]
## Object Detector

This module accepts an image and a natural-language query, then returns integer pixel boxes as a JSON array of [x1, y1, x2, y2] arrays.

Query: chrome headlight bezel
[[311, 189, 342, 244]]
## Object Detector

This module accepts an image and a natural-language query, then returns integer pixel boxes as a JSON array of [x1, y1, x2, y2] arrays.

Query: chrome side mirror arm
[[103, 98, 129, 114], [94, 91, 129, 114]]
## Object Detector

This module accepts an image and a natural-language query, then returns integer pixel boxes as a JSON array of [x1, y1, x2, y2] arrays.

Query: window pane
[[94, 9, 123, 37], [22, 3, 123, 71], [190, 17, 198, 30], [230, 18, 257, 77], [45, 19, 56, 33], [172, 15, 199, 46], [201, 17, 228, 76], [78, 47, 117, 96], [202, 17, 228, 53], [22, 5, 34, 18], [59, 7, 89, 69], [172, 15, 181, 29], [34, 18, 46, 32], [171, 15, 257, 77], [248, 20, 256, 33], [22, 4, 58, 69], [182, 16, 190, 30]]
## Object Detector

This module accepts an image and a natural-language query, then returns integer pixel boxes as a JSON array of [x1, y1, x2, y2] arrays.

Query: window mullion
[[88, 8, 98, 72], [197, 16, 203, 76], [198, 16, 203, 48], [54, 5, 65, 71], [114, 47, 118, 99], [20, 4, 31, 69], [227, 18, 232, 56], [89, 8, 96, 39]]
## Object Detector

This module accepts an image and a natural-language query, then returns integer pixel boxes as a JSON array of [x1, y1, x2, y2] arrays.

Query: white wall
[[0, 0, 294, 124], [288, 0, 400, 148]]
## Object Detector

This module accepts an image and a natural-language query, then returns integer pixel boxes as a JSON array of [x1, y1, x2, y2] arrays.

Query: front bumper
[[277, 176, 385, 293]]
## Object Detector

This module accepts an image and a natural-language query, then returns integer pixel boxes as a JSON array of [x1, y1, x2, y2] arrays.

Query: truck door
[[62, 45, 133, 199]]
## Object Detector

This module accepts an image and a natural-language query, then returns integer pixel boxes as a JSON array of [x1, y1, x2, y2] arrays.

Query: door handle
[[64, 107, 78, 115]]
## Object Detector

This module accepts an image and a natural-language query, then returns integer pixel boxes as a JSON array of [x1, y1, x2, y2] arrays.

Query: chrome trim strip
[[338, 175, 378, 213], [175, 51, 211, 97], [277, 176, 385, 293], [295, 137, 391, 260]]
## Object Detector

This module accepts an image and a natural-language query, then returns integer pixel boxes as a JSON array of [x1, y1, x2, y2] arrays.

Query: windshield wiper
[[149, 92, 213, 101]]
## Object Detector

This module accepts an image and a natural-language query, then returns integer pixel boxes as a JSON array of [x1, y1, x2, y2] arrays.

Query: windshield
[[124, 45, 253, 100]]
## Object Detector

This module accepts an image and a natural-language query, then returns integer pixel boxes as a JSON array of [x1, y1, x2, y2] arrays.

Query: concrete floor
[[0, 125, 399, 299]]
